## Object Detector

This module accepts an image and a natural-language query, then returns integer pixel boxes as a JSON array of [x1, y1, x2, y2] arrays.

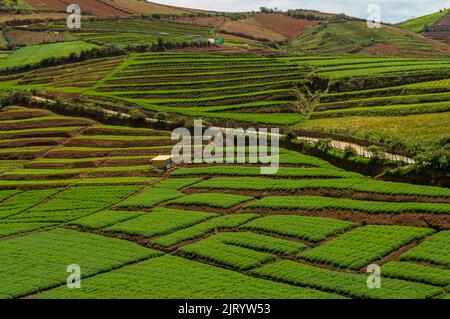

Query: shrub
[[367, 145, 385, 163], [317, 138, 333, 152], [343, 145, 357, 159]]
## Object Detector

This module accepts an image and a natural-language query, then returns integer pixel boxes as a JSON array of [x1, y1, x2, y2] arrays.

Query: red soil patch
[[253, 13, 320, 39], [219, 17, 286, 42], [359, 42, 400, 56], [83, 127, 169, 136], [26, 0, 66, 11], [0, 110, 51, 121], [164, 16, 229, 29], [0, 118, 94, 131], [26, 0, 129, 16], [64, 137, 173, 148], [0, 138, 64, 149], [6, 29, 71, 46]]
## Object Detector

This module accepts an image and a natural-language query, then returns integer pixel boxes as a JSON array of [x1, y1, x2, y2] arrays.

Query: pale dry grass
[[299, 112, 450, 145]]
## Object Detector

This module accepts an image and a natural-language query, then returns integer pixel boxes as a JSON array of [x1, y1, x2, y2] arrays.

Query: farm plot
[[7, 56, 125, 90], [210, 232, 307, 255], [69, 210, 145, 229], [298, 225, 434, 269], [382, 262, 450, 286], [172, 166, 362, 178], [0, 222, 55, 237], [0, 160, 24, 172], [105, 207, 217, 237], [179, 236, 277, 270], [4, 185, 142, 222], [35, 255, 341, 299], [0, 52, 9, 61], [0, 228, 161, 298], [91, 52, 309, 125], [245, 195, 450, 214], [152, 214, 258, 247], [241, 215, 356, 242], [0, 188, 61, 219], [117, 188, 185, 209], [168, 193, 253, 209], [400, 231, 450, 267], [1, 165, 151, 179], [153, 178, 203, 190], [0, 177, 153, 188], [191, 176, 450, 197], [253, 260, 443, 299]]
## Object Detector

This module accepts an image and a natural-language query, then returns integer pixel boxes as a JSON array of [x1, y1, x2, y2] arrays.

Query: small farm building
[[151, 155, 174, 171]]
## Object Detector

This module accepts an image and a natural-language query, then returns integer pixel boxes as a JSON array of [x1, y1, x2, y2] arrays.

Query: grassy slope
[[285, 20, 449, 57], [400, 9, 450, 33], [300, 112, 450, 149], [0, 41, 98, 70]]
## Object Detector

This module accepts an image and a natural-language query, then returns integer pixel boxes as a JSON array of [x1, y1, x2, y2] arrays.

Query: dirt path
[[211, 126, 416, 164], [30, 96, 416, 164]]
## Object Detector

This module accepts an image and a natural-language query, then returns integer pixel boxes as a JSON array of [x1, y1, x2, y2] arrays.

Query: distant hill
[[23, 0, 206, 15], [285, 19, 450, 58]]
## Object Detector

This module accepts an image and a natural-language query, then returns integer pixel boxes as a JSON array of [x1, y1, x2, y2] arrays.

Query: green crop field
[[0, 228, 161, 298], [400, 231, 450, 267], [242, 215, 356, 242], [0, 4, 449, 302], [0, 107, 447, 299], [298, 225, 435, 269], [0, 41, 98, 70], [253, 260, 443, 299]]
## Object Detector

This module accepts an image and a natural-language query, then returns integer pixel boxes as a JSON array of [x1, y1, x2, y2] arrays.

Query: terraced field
[[89, 52, 309, 125], [32, 18, 213, 48], [286, 56, 450, 153], [2, 51, 450, 137], [0, 106, 448, 299], [0, 106, 173, 187], [0, 9, 449, 300]]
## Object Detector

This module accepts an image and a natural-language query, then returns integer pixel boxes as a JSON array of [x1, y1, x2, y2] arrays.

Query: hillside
[[400, 9, 450, 45], [0, 3, 450, 303], [285, 20, 450, 57], [23, 0, 204, 15], [218, 13, 321, 42], [424, 11, 450, 45], [400, 9, 450, 33]]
